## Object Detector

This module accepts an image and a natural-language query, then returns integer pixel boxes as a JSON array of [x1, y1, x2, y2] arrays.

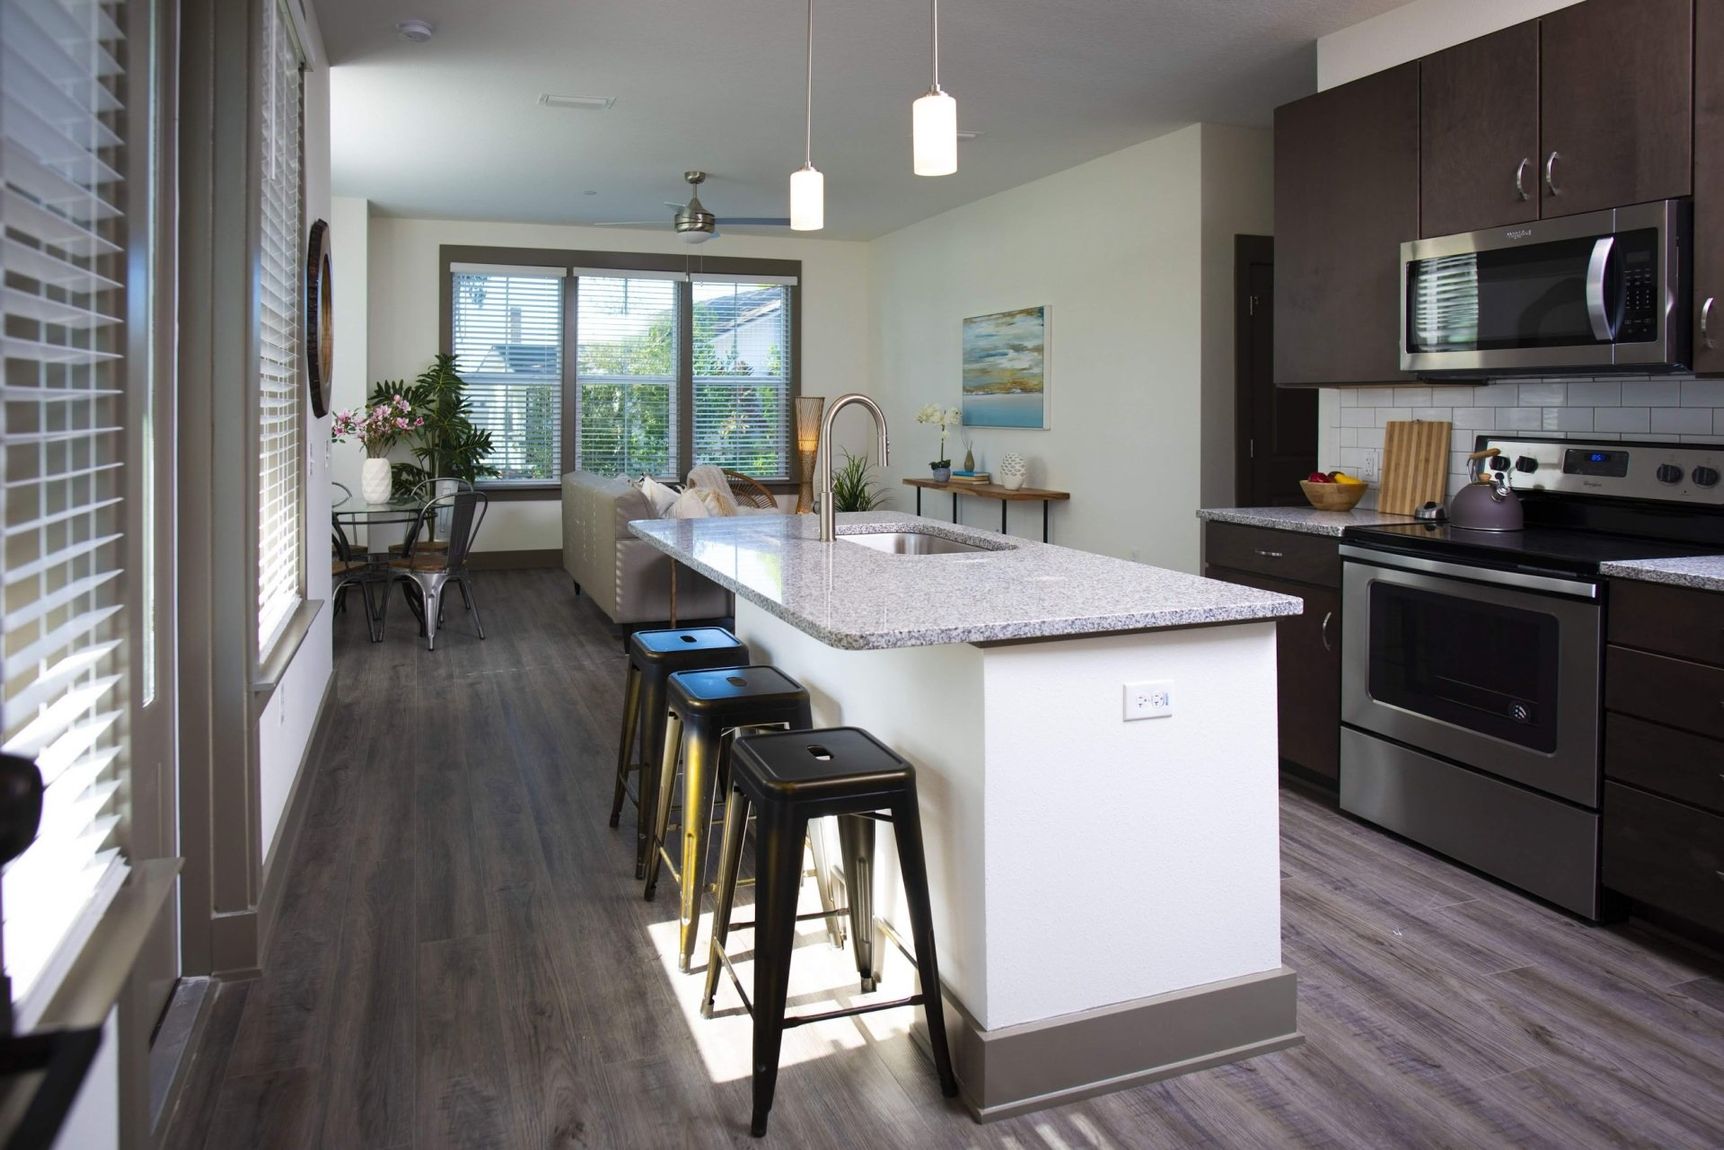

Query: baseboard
[[253, 672, 337, 970], [938, 966, 1301, 1122], [469, 548, 561, 570]]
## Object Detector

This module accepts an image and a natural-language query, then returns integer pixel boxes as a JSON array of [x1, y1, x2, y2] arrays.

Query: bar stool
[[644, 666, 833, 974], [701, 726, 958, 1138], [609, 627, 749, 878]]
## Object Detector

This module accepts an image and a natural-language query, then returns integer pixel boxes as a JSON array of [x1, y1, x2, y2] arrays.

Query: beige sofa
[[561, 471, 731, 626]]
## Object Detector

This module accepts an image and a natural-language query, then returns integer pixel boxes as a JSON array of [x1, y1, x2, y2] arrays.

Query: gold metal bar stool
[[609, 627, 749, 879], [702, 726, 958, 1138], [643, 666, 838, 974]]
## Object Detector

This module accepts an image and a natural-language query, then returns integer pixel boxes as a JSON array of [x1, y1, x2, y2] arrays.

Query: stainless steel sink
[[839, 530, 1010, 556]]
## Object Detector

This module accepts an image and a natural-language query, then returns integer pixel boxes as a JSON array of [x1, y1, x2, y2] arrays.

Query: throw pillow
[[667, 488, 711, 519], [638, 475, 681, 517]]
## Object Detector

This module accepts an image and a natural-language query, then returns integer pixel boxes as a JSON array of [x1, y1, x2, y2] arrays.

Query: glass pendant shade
[[913, 87, 958, 176], [790, 164, 824, 231]]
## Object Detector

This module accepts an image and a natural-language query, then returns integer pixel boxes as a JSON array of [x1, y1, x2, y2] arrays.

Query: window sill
[[35, 858, 181, 1030], [253, 598, 324, 705]]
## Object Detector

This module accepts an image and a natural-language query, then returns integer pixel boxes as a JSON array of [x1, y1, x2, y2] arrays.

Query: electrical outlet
[[1361, 449, 1380, 483], [1123, 680, 1174, 721]]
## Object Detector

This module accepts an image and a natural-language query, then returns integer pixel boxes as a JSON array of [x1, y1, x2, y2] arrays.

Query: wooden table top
[[902, 478, 1071, 501]]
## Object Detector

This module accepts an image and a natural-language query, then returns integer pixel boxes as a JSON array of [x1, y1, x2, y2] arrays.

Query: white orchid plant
[[916, 403, 963, 468]]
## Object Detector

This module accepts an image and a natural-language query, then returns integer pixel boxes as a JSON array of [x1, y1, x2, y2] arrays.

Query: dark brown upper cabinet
[[1539, 0, 1693, 219], [1273, 63, 1419, 387], [1697, 0, 1724, 374], [1420, 22, 1542, 237]]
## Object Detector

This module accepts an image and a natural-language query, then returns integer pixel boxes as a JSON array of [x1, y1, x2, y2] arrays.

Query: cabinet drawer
[[1203, 523, 1339, 588], [1604, 713, 1724, 816], [1608, 579, 1724, 668], [1602, 782, 1724, 934], [1605, 647, 1724, 741]]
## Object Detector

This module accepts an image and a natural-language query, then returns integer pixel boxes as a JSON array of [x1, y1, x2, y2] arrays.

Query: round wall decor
[[305, 218, 333, 417]]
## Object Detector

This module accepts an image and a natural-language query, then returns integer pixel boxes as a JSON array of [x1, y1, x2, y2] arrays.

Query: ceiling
[[319, 0, 1409, 241]]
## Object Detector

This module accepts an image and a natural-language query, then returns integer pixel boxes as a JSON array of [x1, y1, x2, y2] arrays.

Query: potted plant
[[331, 394, 423, 503], [370, 353, 501, 493], [916, 403, 962, 483], [830, 449, 887, 512]]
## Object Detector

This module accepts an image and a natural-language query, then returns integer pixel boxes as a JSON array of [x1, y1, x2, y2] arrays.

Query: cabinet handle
[[1515, 157, 1531, 201], [1704, 297, 1717, 350], [1544, 151, 1562, 197], [1320, 610, 1334, 653], [1254, 549, 1284, 560]]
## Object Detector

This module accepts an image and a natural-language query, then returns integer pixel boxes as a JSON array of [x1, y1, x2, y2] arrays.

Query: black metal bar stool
[[609, 627, 749, 878], [644, 666, 836, 974], [701, 726, 959, 1137]]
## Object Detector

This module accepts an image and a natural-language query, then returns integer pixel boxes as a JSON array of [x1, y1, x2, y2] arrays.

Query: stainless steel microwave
[[1400, 199, 1690, 376]]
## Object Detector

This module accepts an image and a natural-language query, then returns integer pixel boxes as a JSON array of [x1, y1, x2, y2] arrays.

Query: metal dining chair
[[391, 489, 488, 651], [390, 476, 475, 556], [332, 524, 386, 642]]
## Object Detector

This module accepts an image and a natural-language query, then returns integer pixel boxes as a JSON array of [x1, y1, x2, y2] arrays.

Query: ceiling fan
[[593, 171, 791, 244]]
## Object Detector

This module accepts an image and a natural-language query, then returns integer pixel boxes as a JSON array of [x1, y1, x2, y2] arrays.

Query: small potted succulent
[[916, 403, 962, 483], [331, 394, 423, 503]]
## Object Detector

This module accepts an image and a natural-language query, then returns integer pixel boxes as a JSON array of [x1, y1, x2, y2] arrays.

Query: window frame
[[439, 246, 803, 499]]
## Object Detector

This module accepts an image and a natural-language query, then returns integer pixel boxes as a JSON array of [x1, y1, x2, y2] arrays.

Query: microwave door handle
[[1586, 235, 1617, 341]]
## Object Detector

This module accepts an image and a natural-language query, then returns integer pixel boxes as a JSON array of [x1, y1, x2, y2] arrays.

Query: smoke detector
[[395, 19, 435, 43]]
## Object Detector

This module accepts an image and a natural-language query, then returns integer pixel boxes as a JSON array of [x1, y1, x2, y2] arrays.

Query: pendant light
[[789, 0, 824, 230], [912, 0, 957, 176]]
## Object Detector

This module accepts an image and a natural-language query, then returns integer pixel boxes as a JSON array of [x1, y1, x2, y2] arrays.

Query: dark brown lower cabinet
[[1602, 783, 1724, 935], [1203, 524, 1342, 784]]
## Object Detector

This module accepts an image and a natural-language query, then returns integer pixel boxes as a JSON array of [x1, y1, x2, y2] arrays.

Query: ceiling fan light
[[679, 228, 713, 245], [913, 87, 958, 176], [790, 164, 824, 231]]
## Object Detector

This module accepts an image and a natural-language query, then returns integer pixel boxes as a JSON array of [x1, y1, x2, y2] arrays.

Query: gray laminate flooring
[[162, 568, 1724, 1149]]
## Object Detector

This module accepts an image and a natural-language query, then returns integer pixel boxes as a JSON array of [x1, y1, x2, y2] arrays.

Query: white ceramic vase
[[361, 457, 393, 504], [999, 452, 1028, 491]]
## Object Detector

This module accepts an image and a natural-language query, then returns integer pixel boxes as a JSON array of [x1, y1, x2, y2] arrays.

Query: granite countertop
[[629, 511, 1302, 651], [1598, 555, 1724, 594], [1196, 506, 1419, 538]]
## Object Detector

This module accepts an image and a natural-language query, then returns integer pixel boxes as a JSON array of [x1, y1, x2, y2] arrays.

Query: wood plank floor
[[163, 568, 1724, 1149]]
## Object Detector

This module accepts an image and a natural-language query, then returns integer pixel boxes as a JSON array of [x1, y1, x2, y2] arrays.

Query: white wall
[[328, 195, 370, 504], [869, 123, 1268, 572], [1316, 0, 1584, 89], [257, 28, 333, 865], [363, 217, 874, 552]]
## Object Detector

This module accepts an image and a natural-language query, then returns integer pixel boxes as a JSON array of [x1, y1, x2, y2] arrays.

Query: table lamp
[[795, 395, 825, 514]]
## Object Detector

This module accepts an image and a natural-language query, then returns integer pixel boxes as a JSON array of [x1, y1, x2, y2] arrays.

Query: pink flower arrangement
[[330, 394, 423, 458]]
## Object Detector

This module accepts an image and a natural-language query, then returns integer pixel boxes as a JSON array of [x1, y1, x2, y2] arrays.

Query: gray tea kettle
[[1448, 448, 1524, 532]]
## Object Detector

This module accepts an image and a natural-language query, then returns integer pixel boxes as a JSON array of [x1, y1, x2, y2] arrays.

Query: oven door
[[1340, 550, 1602, 806]]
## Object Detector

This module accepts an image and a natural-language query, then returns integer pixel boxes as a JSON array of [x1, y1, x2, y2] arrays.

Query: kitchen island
[[631, 510, 1303, 1119]]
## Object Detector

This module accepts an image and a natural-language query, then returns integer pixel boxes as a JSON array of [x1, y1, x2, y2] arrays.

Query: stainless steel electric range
[[1338, 435, 1724, 919]]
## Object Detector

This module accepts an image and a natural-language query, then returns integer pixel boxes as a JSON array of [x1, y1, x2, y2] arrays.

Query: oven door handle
[[1586, 235, 1618, 342], [1338, 544, 1600, 600]]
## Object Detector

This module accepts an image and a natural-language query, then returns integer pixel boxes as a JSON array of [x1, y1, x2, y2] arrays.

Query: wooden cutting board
[[1378, 420, 1451, 515]]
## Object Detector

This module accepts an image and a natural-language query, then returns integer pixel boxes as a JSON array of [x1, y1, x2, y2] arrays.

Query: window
[[1, 0, 134, 1026], [575, 273, 678, 479], [692, 276, 793, 480], [442, 251, 800, 485], [256, 0, 303, 651], [451, 265, 564, 482]]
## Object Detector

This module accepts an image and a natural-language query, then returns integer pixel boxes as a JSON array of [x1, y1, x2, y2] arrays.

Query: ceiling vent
[[539, 93, 617, 111]]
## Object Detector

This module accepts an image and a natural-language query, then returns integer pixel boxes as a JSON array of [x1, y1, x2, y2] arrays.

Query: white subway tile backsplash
[[1498, 407, 1543, 430], [1389, 386, 1432, 406], [1595, 406, 1650, 433], [1338, 426, 1358, 448], [1341, 407, 1375, 427], [1681, 379, 1724, 407], [1716, 409, 1724, 436], [1356, 426, 1385, 450], [1452, 407, 1496, 429], [1451, 429, 1481, 451], [1412, 407, 1453, 423], [1542, 407, 1593, 432], [1624, 379, 1682, 406], [1566, 380, 1621, 406], [1519, 381, 1567, 406], [1477, 382, 1521, 406], [1376, 407, 1412, 426], [1651, 407, 1713, 434], [1337, 389, 1358, 407], [1353, 387, 1397, 406]]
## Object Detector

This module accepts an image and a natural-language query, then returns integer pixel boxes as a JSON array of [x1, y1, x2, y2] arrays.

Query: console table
[[902, 478, 1071, 542]]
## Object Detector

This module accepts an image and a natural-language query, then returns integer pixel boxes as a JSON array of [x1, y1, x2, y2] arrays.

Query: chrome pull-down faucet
[[818, 393, 889, 542]]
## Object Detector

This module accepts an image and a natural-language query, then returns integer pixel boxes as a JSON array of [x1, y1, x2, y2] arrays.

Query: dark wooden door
[[1235, 237, 1315, 505], [1202, 566, 1342, 784], [1420, 22, 1541, 237], [1539, 0, 1693, 219], [1273, 63, 1420, 386], [1697, 0, 1724, 374]]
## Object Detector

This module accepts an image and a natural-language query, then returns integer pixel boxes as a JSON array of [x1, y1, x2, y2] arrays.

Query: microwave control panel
[[1478, 437, 1724, 505]]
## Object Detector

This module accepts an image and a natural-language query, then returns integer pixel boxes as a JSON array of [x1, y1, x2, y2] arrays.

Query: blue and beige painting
[[961, 305, 1046, 428]]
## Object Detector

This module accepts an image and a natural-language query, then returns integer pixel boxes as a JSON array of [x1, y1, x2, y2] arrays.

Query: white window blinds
[[257, 0, 303, 651], [575, 275, 678, 478], [1, 0, 132, 1026], [450, 266, 563, 482], [692, 278, 792, 481]]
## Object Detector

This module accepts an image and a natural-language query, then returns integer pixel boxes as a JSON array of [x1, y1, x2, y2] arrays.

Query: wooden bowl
[[1300, 480, 1368, 511]]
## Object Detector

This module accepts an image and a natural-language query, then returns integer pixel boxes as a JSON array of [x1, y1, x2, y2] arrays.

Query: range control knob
[[1488, 455, 1511, 472], [1656, 463, 1686, 484], [1515, 456, 1538, 474], [1693, 465, 1721, 488]]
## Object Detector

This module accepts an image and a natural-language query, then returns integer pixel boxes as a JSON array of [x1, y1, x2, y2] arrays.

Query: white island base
[[736, 600, 1300, 1120]]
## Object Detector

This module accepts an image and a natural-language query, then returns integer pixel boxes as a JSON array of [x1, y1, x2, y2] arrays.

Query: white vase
[[999, 452, 1028, 491], [361, 457, 393, 504]]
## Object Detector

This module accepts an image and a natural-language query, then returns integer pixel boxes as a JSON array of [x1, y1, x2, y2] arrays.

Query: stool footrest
[[784, 995, 925, 1029]]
